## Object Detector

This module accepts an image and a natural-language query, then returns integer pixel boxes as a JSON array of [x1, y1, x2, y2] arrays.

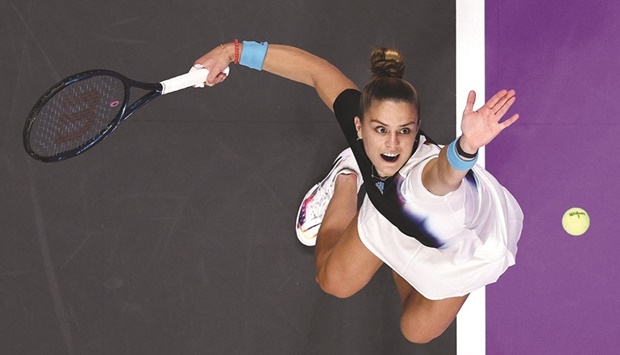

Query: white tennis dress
[[332, 89, 523, 300], [356, 136, 523, 300]]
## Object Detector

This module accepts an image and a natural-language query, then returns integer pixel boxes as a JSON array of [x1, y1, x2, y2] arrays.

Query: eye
[[399, 128, 411, 134], [375, 126, 387, 134]]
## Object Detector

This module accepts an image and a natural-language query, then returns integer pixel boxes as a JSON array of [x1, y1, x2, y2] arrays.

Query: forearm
[[217, 41, 356, 109], [421, 140, 478, 196], [262, 45, 337, 87]]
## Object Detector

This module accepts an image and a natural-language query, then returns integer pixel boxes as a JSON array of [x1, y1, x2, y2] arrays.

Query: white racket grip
[[160, 66, 230, 95]]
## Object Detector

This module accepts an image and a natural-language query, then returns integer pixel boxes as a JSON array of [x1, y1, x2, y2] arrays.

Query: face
[[355, 100, 419, 179]]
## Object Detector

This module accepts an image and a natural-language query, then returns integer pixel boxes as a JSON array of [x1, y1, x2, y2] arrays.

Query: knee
[[400, 330, 438, 345], [400, 319, 444, 345], [315, 273, 358, 299]]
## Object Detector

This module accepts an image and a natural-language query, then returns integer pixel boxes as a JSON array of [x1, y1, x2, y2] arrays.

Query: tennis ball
[[562, 207, 590, 236]]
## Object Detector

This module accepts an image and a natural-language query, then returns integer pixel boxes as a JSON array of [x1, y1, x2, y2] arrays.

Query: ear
[[354, 116, 362, 138]]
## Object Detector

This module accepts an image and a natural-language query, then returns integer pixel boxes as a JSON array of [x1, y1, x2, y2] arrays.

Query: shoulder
[[333, 89, 361, 113], [398, 135, 440, 176], [411, 135, 441, 161]]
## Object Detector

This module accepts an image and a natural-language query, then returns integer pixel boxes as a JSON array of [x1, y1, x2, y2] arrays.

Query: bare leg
[[313, 174, 466, 341], [314, 174, 383, 298], [392, 271, 469, 344]]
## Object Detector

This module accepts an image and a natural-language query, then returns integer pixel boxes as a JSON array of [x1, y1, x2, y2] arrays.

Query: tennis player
[[194, 41, 523, 344]]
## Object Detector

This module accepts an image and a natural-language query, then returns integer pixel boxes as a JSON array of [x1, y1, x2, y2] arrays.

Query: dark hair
[[360, 47, 420, 119]]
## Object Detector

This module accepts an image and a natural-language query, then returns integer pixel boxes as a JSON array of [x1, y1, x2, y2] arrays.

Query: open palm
[[460, 89, 519, 153]]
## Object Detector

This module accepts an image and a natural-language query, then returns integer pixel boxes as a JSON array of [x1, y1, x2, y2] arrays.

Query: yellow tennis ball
[[562, 207, 590, 236]]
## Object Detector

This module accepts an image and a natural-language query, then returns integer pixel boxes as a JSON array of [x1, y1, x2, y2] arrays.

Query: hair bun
[[370, 47, 405, 79]]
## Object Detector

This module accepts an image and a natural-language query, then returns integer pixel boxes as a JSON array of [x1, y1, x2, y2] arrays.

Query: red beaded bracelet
[[233, 39, 240, 64]]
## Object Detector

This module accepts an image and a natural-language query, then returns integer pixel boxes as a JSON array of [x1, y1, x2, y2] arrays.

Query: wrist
[[456, 136, 478, 158], [238, 40, 269, 70], [219, 43, 234, 64], [446, 137, 478, 171]]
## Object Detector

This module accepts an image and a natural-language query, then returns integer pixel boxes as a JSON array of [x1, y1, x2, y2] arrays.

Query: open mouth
[[381, 153, 399, 163]]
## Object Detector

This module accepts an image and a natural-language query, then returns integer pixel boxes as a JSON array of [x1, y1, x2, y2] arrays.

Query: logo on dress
[[375, 181, 384, 194]]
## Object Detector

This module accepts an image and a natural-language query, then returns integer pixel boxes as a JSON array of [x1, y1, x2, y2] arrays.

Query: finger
[[215, 72, 227, 84], [192, 62, 216, 86], [485, 89, 509, 110], [206, 68, 221, 86], [493, 96, 516, 118], [192, 62, 222, 86], [498, 113, 520, 130], [495, 89, 516, 110], [464, 90, 476, 113]]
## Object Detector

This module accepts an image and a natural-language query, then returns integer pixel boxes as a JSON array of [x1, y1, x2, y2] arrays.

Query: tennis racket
[[23, 66, 228, 162]]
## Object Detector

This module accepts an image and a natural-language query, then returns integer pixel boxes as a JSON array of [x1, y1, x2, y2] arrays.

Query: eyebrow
[[369, 119, 417, 127]]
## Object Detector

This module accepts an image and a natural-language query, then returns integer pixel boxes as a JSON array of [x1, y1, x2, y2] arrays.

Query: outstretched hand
[[459, 89, 519, 153]]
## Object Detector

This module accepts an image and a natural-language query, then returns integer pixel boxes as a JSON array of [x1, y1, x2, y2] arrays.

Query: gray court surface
[[1, 1, 457, 354]]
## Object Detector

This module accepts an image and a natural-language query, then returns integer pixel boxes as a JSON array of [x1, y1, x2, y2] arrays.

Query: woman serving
[[194, 41, 523, 344]]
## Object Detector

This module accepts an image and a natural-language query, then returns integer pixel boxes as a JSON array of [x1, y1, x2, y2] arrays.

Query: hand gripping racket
[[23, 66, 228, 162]]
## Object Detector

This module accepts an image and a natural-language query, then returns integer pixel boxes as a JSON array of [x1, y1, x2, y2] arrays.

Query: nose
[[386, 132, 399, 148]]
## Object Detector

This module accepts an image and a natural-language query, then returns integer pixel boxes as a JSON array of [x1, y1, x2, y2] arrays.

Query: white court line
[[456, 1, 486, 355]]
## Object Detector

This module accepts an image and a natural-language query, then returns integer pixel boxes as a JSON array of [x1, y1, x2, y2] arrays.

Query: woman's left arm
[[193, 42, 357, 111], [421, 89, 519, 196]]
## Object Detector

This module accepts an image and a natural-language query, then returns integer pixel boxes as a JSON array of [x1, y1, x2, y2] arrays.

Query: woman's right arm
[[194, 42, 357, 111]]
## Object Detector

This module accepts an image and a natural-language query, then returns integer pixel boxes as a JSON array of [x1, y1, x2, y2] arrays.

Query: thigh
[[316, 213, 384, 298]]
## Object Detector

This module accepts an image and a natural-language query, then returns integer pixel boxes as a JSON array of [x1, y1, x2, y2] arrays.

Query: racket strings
[[28, 75, 126, 158]]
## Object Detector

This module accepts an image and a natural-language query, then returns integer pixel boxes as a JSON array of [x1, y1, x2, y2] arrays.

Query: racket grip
[[160, 67, 230, 95]]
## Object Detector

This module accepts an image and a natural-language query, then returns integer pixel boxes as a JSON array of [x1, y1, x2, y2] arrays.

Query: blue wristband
[[446, 138, 478, 171], [239, 41, 269, 70]]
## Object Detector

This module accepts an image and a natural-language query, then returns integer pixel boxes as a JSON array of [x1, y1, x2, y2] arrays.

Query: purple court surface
[[486, 0, 620, 354]]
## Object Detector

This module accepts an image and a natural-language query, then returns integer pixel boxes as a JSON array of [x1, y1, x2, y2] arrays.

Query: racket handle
[[160, 66, 230, 95]]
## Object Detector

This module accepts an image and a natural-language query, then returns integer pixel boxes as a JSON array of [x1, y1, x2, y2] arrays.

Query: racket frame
[[23, 66, 223, 162], [23, 70, 163, 162]]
